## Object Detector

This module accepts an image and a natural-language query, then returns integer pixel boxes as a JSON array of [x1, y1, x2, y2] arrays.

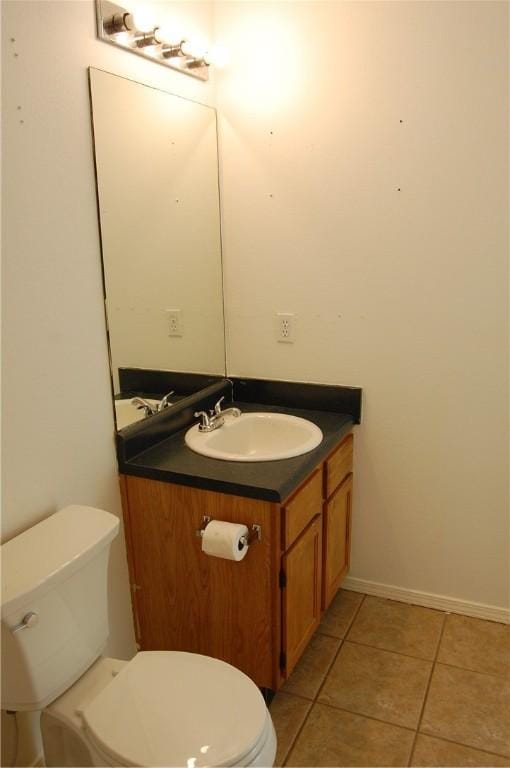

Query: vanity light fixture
[[101, 6, 153, 35], [101, 11, 133, 35], [133, 31, 159, 49], [96, 0, 225, 81], [159, 37, 197, 60], [160, 42, 184, 59]]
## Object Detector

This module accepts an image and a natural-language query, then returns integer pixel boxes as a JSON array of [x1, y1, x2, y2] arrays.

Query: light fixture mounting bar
[[95, 0, 209, 82]]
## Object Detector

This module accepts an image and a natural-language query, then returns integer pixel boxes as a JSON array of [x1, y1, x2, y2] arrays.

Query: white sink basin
[[185, 412, 323, 462], [114, 398, 160, 430]]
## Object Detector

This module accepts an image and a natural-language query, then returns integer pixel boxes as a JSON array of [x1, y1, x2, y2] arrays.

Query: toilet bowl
[[1, 506, 276, 767], [41, 653, 276, 767]]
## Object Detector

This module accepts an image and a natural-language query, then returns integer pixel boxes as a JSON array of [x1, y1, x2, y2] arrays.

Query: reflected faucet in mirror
[[132, 390, 175, 417]]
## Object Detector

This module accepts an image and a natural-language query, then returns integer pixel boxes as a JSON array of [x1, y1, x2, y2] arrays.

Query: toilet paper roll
[[201, 520, 249, 561]]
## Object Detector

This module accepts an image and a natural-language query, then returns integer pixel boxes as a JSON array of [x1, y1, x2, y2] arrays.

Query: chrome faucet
[[213, 396, 241, 420], [132, 397, 158, 418], [194, 410, 213, 432], [194, 396, 241, 432], [132, 390, 175, 418]]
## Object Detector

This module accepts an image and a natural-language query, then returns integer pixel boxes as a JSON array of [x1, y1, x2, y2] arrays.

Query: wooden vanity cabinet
[[120, 431, 353, 692]]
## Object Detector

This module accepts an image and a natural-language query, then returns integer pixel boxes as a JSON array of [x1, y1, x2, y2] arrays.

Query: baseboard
[[342, 576, 510, 624]]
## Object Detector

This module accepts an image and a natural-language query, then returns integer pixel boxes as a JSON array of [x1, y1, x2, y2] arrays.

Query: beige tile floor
[[270, 591, 510, 767]]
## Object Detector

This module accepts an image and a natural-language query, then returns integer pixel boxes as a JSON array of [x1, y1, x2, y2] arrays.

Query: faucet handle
[[194, 411, 211, 431], [214, 396, 225, 416], [157, 390, 175, 412]]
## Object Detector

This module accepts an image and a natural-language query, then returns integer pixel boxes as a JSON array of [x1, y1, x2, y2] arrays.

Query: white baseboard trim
[[342, 576, 510, 624]]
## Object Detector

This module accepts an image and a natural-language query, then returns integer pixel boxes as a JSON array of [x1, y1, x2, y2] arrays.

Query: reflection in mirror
[[89, 68, 226, 429]]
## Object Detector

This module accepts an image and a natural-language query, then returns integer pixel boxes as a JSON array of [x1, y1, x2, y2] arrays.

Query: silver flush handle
[[12, 611, 39, 633]]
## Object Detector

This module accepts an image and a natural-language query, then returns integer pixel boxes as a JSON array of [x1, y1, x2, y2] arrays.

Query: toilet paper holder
[[196, 516, 262, 545]]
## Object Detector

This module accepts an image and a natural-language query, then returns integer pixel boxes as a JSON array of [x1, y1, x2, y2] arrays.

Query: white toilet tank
[[1, 505, 119, 711]]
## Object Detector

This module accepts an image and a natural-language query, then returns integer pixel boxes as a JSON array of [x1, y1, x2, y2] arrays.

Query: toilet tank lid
[[1, 506, 119, 618]]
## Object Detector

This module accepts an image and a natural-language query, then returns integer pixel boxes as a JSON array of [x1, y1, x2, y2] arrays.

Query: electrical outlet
[[276, 312, 295, 343], [166, 309, 182, 337]]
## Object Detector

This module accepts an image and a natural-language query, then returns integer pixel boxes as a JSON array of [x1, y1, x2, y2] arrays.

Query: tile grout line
[[277, 690, 315, 705], [314, 594, 367, 702], [338, 636, 441, 664], [407, 611, 448, 767], [281, 594, 367, 767], [320, 623, 510, 677], [277, 696, 314, 768], [428, 658, 510, 681], [311, 698, 417, 733], [415, 730, 510, 761], [319, 631, 510, 678]]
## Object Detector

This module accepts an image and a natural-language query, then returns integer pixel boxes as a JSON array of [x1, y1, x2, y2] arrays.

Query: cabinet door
[[322, 473, 352, 611], [282, 515, 322, 677]]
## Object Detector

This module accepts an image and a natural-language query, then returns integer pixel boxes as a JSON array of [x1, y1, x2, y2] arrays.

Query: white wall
[[2, 0, 508, 762], [1, 1, 216, 763], [216, 1, 509, 612]]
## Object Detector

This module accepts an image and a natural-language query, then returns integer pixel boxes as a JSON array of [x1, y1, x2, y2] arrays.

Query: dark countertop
[[120, 402, 354, 503]]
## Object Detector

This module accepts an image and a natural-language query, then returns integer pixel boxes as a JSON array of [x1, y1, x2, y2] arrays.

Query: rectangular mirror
[[89, 68, 226, 429]]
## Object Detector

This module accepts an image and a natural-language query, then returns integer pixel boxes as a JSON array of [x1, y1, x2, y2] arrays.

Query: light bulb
[[114, 31, 131, 45], [204, 45, 229, 68], [154, 25, 184, 46], [181, 38, 207, 60], [129, 8, 156, 33]]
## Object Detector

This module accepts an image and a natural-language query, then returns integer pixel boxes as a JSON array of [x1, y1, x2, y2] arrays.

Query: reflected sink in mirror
[[185, 412, 323, 462], [114, 398, 160, 430]]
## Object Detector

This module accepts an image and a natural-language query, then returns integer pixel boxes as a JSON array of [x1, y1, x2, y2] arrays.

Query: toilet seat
[[81, 651, 272, 767]]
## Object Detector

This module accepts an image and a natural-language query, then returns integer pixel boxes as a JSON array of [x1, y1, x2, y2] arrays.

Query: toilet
[[1, 505, 276, 767]]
